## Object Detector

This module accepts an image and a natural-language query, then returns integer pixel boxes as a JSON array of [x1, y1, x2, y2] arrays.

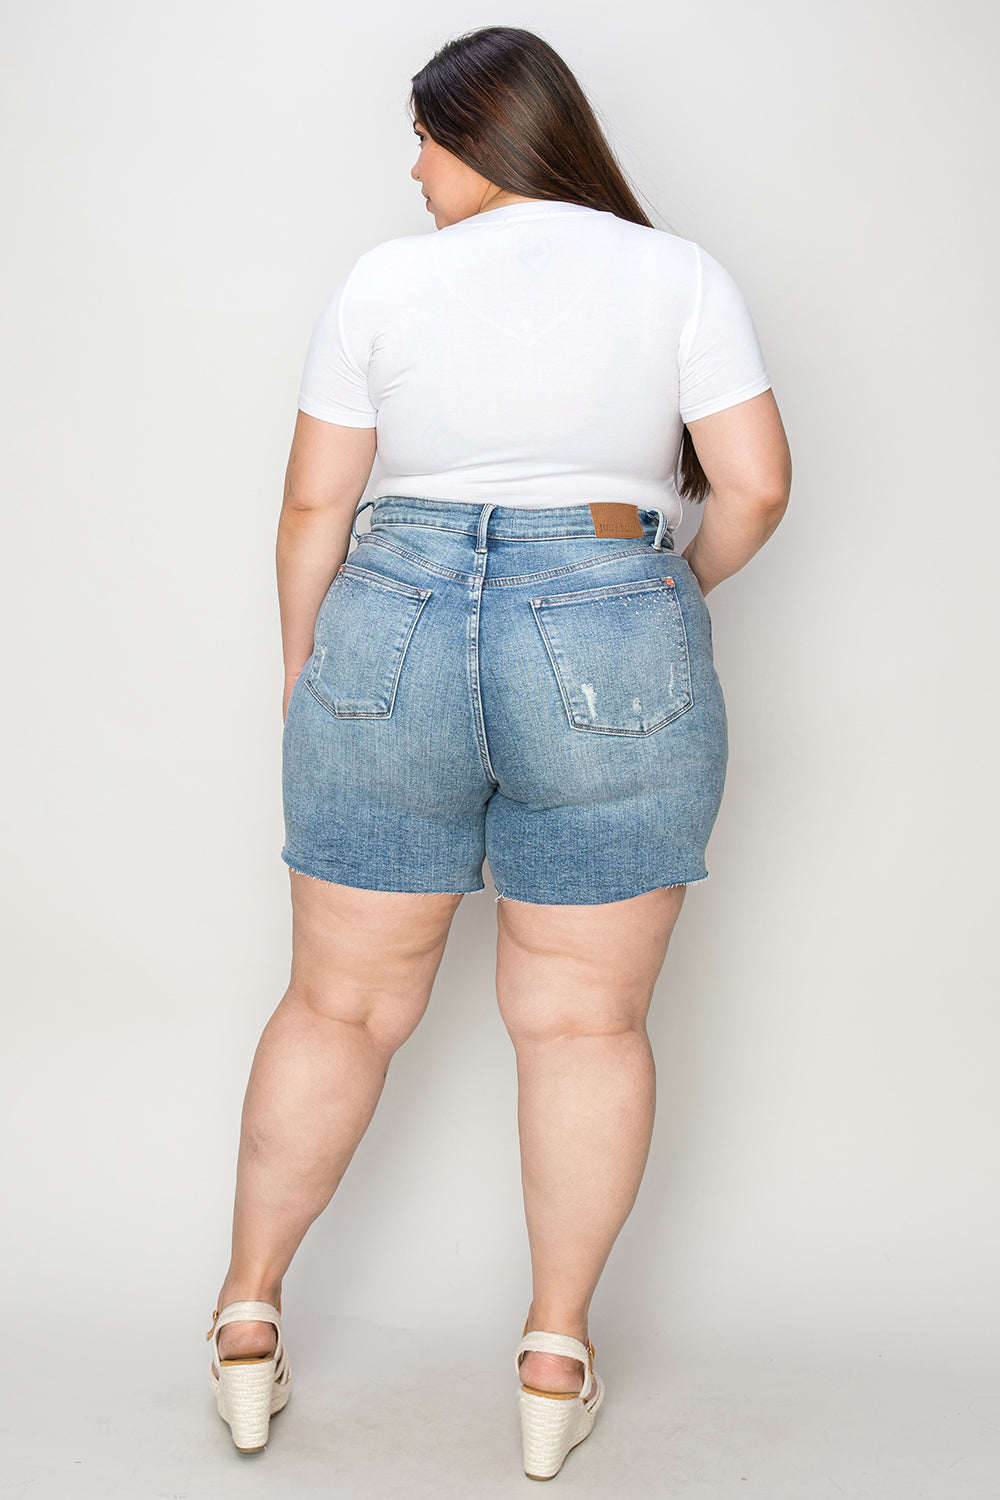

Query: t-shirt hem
[[297, 395, 377, 428], [680, 378, 772, 424]]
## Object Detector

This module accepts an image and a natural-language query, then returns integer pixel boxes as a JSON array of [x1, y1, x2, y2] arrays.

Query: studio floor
[[3, 1311, 997, 1499]]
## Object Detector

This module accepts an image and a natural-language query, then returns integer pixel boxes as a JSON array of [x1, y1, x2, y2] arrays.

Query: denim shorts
[[281, 495, 728, 906]]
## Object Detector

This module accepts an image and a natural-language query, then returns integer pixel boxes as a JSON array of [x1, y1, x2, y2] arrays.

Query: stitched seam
[[360, 533, 668, 587]]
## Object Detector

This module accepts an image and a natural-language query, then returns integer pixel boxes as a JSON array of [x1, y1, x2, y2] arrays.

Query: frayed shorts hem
[[281, 850, 485, 897], [492, 872, 710, 907], [281, 850, 709, 905]]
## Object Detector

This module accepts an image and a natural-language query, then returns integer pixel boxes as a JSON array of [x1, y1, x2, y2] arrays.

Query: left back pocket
[[306, 565, 432, 719]]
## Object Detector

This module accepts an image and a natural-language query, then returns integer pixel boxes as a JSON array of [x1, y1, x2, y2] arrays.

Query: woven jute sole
[[210, 1357, 291, 1452], [519, 1375, 605, 1479]]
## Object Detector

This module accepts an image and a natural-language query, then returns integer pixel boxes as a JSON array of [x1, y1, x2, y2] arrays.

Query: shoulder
[[320, 232, 432, 316], [621, 223, 742, 280], [604, 214, 699, 270], [348, 230, 436, 280], [637, 232, 759, 316], [601, 219, 703, 302]]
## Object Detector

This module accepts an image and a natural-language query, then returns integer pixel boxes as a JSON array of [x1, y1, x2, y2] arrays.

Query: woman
[[205, 24, 791, 1481]]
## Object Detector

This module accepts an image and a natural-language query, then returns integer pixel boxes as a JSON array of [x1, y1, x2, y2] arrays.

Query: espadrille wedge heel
[[206, 1300, 291, 1452], [515, 1325, 605, 1480]]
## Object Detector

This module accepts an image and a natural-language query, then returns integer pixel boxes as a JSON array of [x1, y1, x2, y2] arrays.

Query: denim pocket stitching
[[337, 561, 431, 602], [306, 570, 432, 720], [529, 576, 695, 736]]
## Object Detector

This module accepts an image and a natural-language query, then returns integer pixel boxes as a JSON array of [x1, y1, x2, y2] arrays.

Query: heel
[[515, 1328, 605, 1479], [206, 1300, 291, 1452], [519, 1384, 599, 1480], [217, 1357, 281, 1452]]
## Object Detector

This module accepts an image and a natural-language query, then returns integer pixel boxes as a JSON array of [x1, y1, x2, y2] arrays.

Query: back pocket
[[529, 574, 693, 735], [306, 564, 431, 719]]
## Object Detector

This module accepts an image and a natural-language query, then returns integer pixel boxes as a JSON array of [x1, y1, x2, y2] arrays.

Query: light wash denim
[[281, 495, 728, 905]]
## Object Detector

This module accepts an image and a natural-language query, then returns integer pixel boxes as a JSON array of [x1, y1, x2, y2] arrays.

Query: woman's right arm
[[680, 389, 792, 596], [277, 410, 377, 720]]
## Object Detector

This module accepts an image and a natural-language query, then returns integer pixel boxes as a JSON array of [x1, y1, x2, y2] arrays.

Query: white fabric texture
[[297, 200, 772, 524]]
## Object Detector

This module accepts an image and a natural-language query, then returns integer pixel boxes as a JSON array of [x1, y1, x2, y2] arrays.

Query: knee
[[501, 996, 651, 1050], [282, 981, 429, 1055]]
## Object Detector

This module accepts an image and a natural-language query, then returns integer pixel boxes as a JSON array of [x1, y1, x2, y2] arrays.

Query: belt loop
[[642, 506, 679, 551], [476, 502, 496, 552], [351, 497, 375, 544]]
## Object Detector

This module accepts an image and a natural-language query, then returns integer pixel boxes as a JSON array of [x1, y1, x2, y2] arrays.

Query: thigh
[[288, 870, 463, 1051], [495, 884, 687, 1043]]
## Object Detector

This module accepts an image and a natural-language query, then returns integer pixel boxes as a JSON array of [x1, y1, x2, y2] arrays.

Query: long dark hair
[[410, 26, 711, 506]]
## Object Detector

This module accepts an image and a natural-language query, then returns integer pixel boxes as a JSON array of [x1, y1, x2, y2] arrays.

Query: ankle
[[525, 1302, 589, 1343], [217, 1281, 283, 1313]]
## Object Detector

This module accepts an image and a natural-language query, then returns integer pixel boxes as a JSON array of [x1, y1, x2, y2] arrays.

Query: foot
[[519, 1306, 589, 1395]]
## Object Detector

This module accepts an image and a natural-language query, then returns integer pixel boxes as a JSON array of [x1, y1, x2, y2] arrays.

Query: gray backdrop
[[2, 2, 997, 1495]]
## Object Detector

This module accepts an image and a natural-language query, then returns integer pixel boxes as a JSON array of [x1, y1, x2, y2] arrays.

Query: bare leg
[[212, 870, 464, 1364], [495, 884, 687, 1393]]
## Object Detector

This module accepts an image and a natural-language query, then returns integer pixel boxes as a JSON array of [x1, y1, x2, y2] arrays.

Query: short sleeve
[[678, 244, 772, 423], [297, 263, 378, 427]]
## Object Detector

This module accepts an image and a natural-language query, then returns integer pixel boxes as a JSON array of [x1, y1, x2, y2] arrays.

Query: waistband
[[354, 495, 676, 551]]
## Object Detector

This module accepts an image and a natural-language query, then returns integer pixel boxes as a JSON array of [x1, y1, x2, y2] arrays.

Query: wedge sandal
[[515, 1324, 605, 1479], [206, 1300, 291, 1452]]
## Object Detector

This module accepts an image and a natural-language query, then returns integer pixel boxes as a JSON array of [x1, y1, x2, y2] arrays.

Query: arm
[[277, 410, 377, 719], [680, 389, 792, 596]]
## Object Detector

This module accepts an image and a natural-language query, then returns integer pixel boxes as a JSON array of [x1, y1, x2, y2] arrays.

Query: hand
[[282, 668, 305, 723]]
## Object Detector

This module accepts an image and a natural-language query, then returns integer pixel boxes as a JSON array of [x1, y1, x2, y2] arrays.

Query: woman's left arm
[[277, 411, 377, 719], [680, 390, 792, 596]]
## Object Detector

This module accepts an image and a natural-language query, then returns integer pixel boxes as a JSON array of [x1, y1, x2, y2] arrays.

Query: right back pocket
[[306, 564, 431, 719]]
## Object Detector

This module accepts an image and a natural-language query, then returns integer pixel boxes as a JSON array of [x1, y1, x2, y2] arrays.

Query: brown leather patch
[[588, 502, 644, 538]]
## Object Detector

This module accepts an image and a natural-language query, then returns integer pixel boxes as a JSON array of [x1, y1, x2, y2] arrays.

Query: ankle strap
[[517, 1331, 590, 1364], [515, 1330, 596, 1399], [205, 1301, 282, 1343]]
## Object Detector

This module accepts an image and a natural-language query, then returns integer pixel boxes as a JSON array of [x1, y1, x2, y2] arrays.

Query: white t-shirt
[[297, 199, 772, 527]]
